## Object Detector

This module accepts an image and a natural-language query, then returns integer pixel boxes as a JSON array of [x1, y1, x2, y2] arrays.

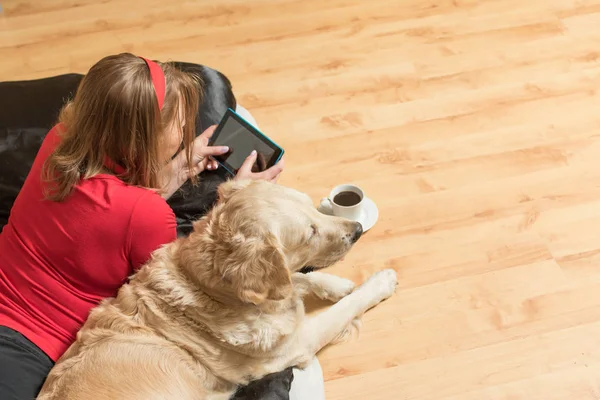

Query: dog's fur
[[36, 180, 398, 400]]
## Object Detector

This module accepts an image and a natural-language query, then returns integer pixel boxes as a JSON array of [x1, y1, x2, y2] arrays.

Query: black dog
[[0, 61, 295, 400]]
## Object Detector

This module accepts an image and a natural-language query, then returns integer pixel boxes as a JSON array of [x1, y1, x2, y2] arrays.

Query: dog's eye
[[310, 224, 318, 238]]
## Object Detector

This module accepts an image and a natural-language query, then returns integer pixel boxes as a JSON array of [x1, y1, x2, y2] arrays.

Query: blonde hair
[[43, 52, 201, 201]]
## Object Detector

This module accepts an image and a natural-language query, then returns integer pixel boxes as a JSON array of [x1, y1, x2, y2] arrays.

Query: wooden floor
[[4, 0, 600, 398]]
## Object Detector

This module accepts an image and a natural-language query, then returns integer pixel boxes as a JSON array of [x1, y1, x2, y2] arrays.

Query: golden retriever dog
[[37, 179, 398, 400]]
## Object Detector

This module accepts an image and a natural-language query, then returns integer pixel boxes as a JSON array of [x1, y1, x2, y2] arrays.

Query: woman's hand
[[235, 150, 285, 183], [186, 125, 229, 177], [161, 125, 229, 199]]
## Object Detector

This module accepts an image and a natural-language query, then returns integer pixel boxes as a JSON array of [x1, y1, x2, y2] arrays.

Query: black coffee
[[333, 191, 362, 207]]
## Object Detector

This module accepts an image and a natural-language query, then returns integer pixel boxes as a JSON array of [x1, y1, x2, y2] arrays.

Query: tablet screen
[[210, 111, 281, 174]]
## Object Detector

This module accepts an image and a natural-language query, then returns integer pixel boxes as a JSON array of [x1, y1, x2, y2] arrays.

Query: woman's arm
[[160, 125, 228, 200], [160, 124, 286, 200], [160, 150, 197, 200]]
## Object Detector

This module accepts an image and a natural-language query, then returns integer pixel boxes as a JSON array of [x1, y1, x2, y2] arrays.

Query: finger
[[272, 156, 285, 173], [259, 159, 284, 181], [206, 160, 218, 170], [199, 125, 217, 140], [238, 150, 258, 175], [270, 172, 282, 183], [199, 145, 229, 157]]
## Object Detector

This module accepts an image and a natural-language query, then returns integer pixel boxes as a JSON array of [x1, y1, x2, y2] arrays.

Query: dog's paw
[[331, 316, 363, 344], [318, 276, 356, 302], [362, 269, 398, 302]]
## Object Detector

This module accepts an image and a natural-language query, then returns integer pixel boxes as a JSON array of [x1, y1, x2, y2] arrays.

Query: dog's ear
[[217, 179, 254, 203], [225, 232, 292, 305]]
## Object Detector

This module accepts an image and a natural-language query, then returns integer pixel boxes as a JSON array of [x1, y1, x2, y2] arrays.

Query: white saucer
[[317, 196, 379, 232]]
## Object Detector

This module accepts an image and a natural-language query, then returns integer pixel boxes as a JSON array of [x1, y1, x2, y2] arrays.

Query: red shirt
[[0, 124, 177, 361]]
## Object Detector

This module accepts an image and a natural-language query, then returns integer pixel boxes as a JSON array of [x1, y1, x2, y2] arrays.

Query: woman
[[0, 52, 283, 399]]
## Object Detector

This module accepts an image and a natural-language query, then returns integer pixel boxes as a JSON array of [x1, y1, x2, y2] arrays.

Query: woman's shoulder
[[71, 178, 177, 252], [110, 183, 175, 229], [129, 187, 174, 216], [80, 175, 172, 215], [125, 186, 178, 268]]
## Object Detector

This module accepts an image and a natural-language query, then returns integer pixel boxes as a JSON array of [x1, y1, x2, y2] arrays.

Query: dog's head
[[180, 179, 362, 305]]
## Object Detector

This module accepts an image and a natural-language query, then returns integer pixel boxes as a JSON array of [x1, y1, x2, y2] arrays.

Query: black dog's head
[[231, 368, 294, 400], [172, 62, 237, 134]]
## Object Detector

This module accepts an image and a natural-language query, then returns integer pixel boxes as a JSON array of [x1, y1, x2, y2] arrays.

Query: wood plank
[[4, 0, 600, 398]]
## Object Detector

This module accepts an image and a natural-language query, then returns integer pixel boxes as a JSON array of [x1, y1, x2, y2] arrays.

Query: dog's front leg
[[292, 271, 356, 302], [278, 269, 398, 370]]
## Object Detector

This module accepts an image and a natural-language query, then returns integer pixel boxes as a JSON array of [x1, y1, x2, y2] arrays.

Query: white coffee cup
[[320, 184, 364, 221]]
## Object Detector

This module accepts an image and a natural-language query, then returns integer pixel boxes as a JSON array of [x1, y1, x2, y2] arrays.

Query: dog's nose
[[351, 222, 363, 243]]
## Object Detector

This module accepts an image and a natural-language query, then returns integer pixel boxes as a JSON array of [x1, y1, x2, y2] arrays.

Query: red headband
[[140, 57, 165, 110]]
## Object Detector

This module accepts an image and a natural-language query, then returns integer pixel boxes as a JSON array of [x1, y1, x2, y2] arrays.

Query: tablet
[[208, 108, 284, 175]]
